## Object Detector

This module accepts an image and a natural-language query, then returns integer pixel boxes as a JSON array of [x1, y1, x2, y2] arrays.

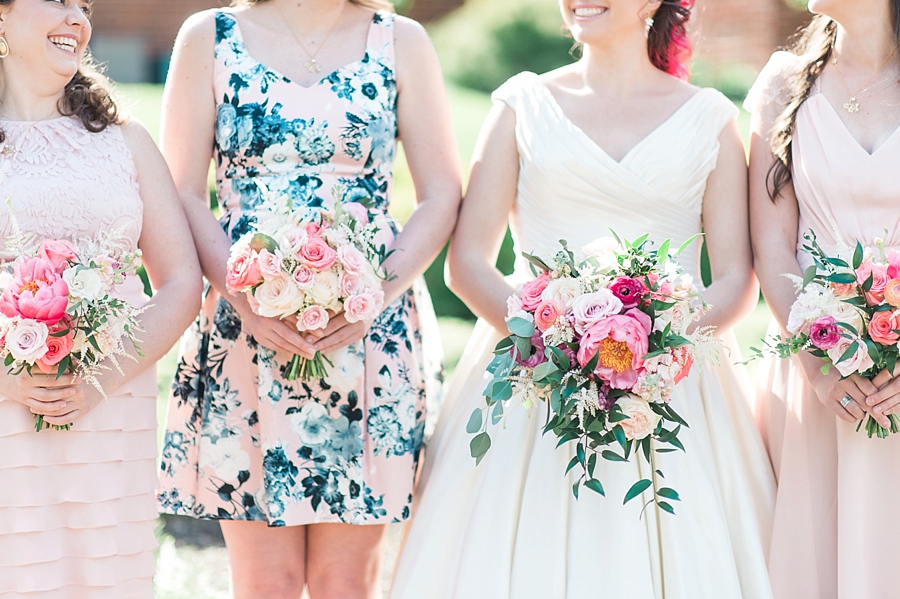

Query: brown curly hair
[[232, 0, 394, 11], [0, 0, 119, 144]]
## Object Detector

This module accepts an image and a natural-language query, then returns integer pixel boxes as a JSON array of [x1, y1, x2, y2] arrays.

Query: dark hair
[[232, 0, 395, 11], [0, 0, 119, 144], [768, 4, 900, 200], [648, 0, 694, 81]]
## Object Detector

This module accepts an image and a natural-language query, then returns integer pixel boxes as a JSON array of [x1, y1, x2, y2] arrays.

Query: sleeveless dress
[[390, 72, 776, 599], [0, 118, 158, 598], [748, 51, 900, 599], [157, 9, 442, 527]]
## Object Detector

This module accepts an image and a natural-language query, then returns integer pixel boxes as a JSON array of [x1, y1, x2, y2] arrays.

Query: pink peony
[[298, 235, 337, 271], [226, 245, 262, 293], [257, 249, 284, 280], [0, 258, 69, 325], [577, 309, 651, 389], [857, 261, 889, 305], [533, 299, 565, 332], [609, 277, 644, 309], [520, 273, 551, 312], [344, 290, 384, 324], [342, 202, 370, 224], [38, 239, 77, 273], [809, 316, 842, 350], [292, 265, 315, 290], [337, 245, 369, 275], [868, 310, 900, 346], [297, 305, 330, 332]]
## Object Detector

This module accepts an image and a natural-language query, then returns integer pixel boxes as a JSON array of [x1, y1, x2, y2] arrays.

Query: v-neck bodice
[[493, 72, 737, 282]]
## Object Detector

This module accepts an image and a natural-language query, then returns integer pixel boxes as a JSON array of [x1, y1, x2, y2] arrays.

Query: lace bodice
[[492, 72, 738, 283], [0, 117, 143, 257]]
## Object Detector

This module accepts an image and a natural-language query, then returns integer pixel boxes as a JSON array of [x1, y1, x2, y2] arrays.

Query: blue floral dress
[[157, 9, 442, 526]]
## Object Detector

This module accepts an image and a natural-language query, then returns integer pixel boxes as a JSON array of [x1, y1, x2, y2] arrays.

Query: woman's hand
[[239, 309, 317, 359], [799, 353, 881, 424], [0, 371, 77, 417], [41, 378, 105, 427], [304, 311, 373, 356], [864, 367, 900, 419]]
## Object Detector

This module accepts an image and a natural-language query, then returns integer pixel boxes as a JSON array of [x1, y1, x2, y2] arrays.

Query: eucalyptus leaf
[[470, 433, 492, 464], [465, 409, 483, 434], [802, 264, 818, 288], [507, 317, 536, 338]]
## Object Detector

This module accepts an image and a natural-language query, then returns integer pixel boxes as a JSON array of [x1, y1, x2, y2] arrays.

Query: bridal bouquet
[[750, 231, 900, 438], [468, 234, 721, 513], [0, 233, 144, 431], [226, 185, 389, 381]]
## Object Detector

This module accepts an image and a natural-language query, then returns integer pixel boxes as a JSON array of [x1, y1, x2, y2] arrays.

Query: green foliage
[[429, 0, 574, 93]]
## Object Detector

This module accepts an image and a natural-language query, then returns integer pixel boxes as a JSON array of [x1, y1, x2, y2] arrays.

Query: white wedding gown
[[390, 72, 776, 599]]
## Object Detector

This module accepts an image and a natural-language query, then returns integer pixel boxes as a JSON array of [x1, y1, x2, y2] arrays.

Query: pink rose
[[38, 239, 77, 273], [571, 289, 624, 335], [868, 310, 900, 345], [340, 273, 366, 297], [534, 299, 565, 332], [888, 250, 900, 279], [609, 277, 644, 309], [0, 258, 69, 325], [226, 245, 262, 293], [297, 305, 329, 332], [338, 245, 369, 275], [827, 335, 875, 377], [35, 330, 74, 374], [8, 319, 49, 362], [342, 202, 370, 224], [809, 316, 842, 350], [305, 222, 322, 237], [857, 261, 889, 305], [298, 235, 337, 271], [344, 290, 385, 324], [520, 273, 550, 312], [577, 309, 651, 389], [292, 265, 315, 290], [257, 249, 284, 280]]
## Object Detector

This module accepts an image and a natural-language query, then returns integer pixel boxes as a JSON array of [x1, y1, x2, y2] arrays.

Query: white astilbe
[[570, 379, 600, 430], [686, 326, 725, 365], [786, 282, 841, 334], [542, 320, 575, 347]]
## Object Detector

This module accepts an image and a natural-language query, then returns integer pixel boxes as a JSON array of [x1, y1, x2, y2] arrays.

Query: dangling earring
[[561, 25, 573, 39], [0, 36, 9, 59], [644, 17, 655, 37]]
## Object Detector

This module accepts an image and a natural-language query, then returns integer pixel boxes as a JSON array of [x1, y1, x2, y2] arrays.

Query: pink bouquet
[[469, 234, 721, 512], [0, 234, 144, 431], [226, 186, 389, 381], [752, 231, 900, 438]]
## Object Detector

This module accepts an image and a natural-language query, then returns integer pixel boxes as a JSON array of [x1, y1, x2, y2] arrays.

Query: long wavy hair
[[647, 0, 694, 81], [232, 0, 395, 11], [0, 0, 118, 144], [768, 4, 900, 200]]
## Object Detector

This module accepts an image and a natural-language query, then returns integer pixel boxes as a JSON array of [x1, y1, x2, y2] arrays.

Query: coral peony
[[577, 309, 651, 389]]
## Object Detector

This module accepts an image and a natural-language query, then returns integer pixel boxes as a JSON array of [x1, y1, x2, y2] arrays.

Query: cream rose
[[257, 249, 284, 280], [253, 274, 305, 318], [542, 277, 582, 307], [63, 267, 105, 301], [580, 237, 621, 272], [310, 271, 341, 311], [278, 226, 309, 256], [9, 319, 50, 362], [337, 246, 369, 276], [617, 395, 662, 440]]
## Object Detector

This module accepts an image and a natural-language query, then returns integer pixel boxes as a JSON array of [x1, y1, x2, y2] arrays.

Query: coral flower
[[577, 309, 651, 389], [0, 257, 69, 325]]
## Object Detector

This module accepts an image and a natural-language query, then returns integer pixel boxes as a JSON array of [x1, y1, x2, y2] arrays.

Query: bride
[[391, 1, 775, 597]]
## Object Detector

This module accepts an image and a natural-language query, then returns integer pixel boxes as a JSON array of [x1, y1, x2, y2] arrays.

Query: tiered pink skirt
[[0, 366, 159, 598]]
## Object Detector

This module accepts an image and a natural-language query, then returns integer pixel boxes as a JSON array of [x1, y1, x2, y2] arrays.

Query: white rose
[[8, 320, 49, 362], [542, 277, 582, 307], [617, 395, 662, 440], [571, 289, 623, 334], [827, 336, 875, 377], [253, 274, 305, 318], [833, 301, 865, 335], [199, 436, 251, 481], [310, 270, 341, 311], [63, 267, 105, 301], [580, 237, 621, 272], [653, 301, 693, 335], [278, 226, 309, 256]]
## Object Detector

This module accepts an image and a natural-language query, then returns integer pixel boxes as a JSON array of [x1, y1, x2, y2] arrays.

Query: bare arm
[[693, 119, 758, 333], [310, 17, 462, 354], [446, 101, 519, 333], [160, 11, 314, 359]]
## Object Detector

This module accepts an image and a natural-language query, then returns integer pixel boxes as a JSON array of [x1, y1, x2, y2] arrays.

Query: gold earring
[[0, 36, 9, 59]]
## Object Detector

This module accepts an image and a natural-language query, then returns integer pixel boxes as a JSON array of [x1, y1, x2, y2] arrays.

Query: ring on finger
[[840, 395, 853, 409]]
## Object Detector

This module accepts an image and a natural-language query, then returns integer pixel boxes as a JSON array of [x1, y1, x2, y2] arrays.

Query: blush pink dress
[[748, 51, 900, 599], [0, 118, 158, 598]]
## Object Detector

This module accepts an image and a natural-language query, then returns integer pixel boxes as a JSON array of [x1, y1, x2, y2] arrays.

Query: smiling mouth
[[49, 36, 78, 53], [573, 6, 609, 18]]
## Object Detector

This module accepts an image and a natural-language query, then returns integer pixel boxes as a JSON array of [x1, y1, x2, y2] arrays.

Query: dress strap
[[366, 11, 396, 64]]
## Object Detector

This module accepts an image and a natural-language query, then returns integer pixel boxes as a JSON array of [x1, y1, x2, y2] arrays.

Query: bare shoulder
[[393, 14, 434, 53], [117, 119, 161, 166], [173, 8, 219, 53]]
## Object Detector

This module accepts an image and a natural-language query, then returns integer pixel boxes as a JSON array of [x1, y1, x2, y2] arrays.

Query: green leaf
[[576, 442, 586, 466], [624, 479, 653, 504], [547, 346, 571, 370], [465, 409, 483, 434], [470, 433, 492, 464], [249, 233, 278, 253], [493, 336, 515, 354], [566, 455, 580, 475], [601, 450, 627, 462], [657, 501, 676, 515], [491, 380, 513, 402], [514, 336, 533, 360], [837, 340, 860, 365], [853, 241, 864, 269], [802, 264, 818, 288], [572, 481, 581, 499], [862, 271, 875, 293], [587, 452, 597, 478], [827, 272, 857, 284], [657, 239, 671, 259], [612, 425, 627, 451], [507, 317, 535, 338], [584, 478, 605, 496], [676, 233, 702, 256], [521, 252, 552, 273], [656, 487, 681, 501], [533, 361, 559, 382]]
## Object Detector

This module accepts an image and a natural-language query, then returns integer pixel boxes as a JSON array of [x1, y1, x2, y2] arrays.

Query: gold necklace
[[832, 48, 898, 114], [275, 1, 345, 74]]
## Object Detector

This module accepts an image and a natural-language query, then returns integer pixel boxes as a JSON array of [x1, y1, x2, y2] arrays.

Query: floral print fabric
[[157, 10, 442, 526]]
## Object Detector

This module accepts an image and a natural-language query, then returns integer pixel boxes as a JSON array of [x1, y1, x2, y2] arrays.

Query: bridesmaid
[[155, 0, 460, 596], [0, 0, 202, 596], [748, 1, 900, 597]]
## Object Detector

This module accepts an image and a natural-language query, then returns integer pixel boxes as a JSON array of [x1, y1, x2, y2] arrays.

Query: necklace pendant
[[844, 97, 861, 114], [0, 145, 15, 157], [304, 58, 322, 74]]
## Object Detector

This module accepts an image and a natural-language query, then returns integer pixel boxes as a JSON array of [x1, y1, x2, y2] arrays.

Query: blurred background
[[87, 0, 811, 596]]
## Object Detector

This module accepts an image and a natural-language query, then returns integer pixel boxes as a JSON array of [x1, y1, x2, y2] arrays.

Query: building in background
[[90, 0, 807, 84]]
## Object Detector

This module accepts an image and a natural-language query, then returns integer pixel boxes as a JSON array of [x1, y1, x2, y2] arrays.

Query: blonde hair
[[231, 0, 394, 11]]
